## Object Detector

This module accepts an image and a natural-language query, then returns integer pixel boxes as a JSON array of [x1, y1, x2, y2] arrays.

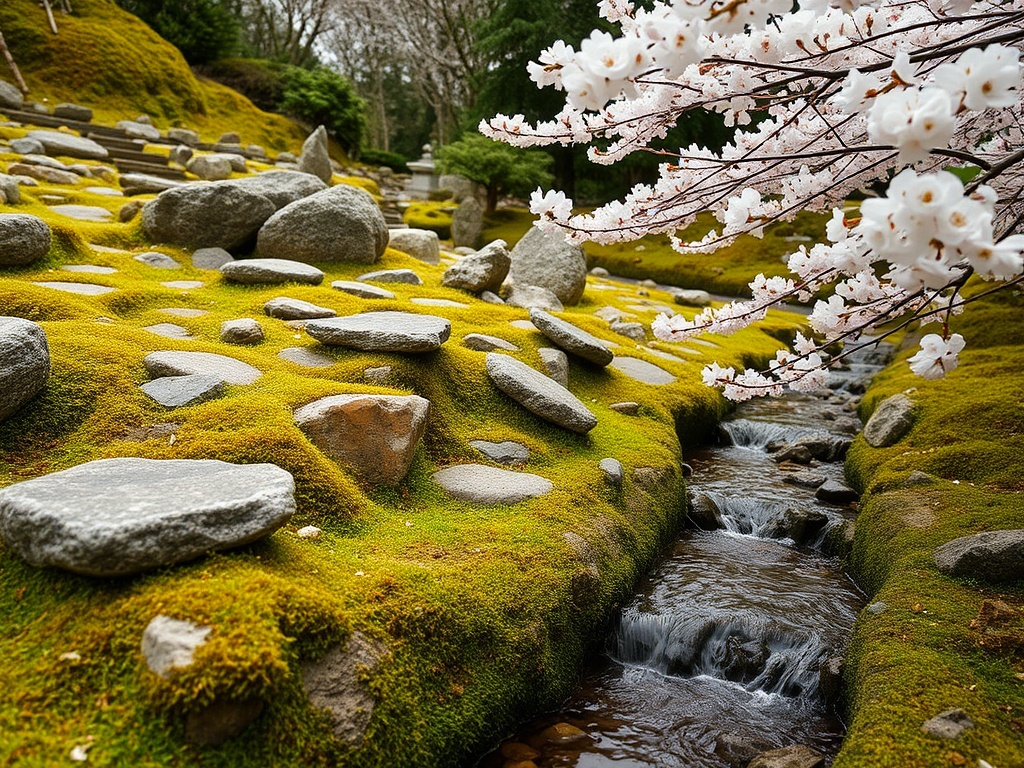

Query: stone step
[[87, 133, 147, 151], [112, 159, 187, 180], [104, 146, 170, 165]]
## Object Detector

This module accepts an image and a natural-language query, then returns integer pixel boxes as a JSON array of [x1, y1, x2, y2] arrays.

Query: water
[[476, 352, 888, 768]]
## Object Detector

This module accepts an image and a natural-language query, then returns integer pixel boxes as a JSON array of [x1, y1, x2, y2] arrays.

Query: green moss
[[838, 288, 1024, 768]]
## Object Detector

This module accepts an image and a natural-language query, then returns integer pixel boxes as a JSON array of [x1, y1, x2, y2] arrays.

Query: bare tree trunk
[[0, 29, 29, 93], [41, 0, 59, 34]]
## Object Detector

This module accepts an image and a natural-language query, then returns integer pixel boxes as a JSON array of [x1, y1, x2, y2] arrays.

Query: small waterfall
[[612, 609, 832, 698], [721, 420, 812, 449], [689, 490, 833, 545]]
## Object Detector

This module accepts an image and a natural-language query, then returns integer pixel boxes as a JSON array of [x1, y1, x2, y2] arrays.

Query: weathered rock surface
[[747, 745, 825, 768], [306, 312, 451, 353], [672, 289, 713, 307], [509, 227, 587, 305], [433, 464, 553, 504], [221, 258, 324, 286], [357, 268, 421, 285], [26, 130, 108, 161], [388, 229, 440, 264], [462, 333, 518, 352], [451, 197, 485, 249], [303, 632, 388, 746], [470, 440, 529, 465], [144, 351, 262, 385], [135, 251, 179, 269], [142, 183, 278, 250], [9, 138, 43, 155], [34, 281, 114, 295], [0, 317, 49, 421], [538, 347, 569, 387], [278, 347, 335, 368], [934, 530, 1024, 583], [0, 458, 295, 576], [0, 80, 24, 110], [921, 708, 974, 739], [0, 214, 51, 266], [331, 280, 395, 300], [485, 353, 597, 434], [141, 375, 225, 407], [294, 394, 430, 484], [6, 162, 80, 186], [187, 155, 232, 181], [599, 457, 624, 485], [192, 247, 234, 270], [168, 128, 200, 146], [229, 171, 327, 209], [297, 125, 332, 183], [0, 173, 21, 204], [609, 356, 676, 385], [863, 393, 915, 447], [502, 284, 563, 311], [121, 173, 184, 195], [263, 297, 336, 321], [142, 615, 210, 677], [815, 480, 859, 504], [256, 185, 388, 264], [530, 309, 614, 366], [116, 120, 161, 141], [782, 470, 826, 489], [220, 318, 264, 345], [53, 103, 93, 122], [441, 240, 510, 293]]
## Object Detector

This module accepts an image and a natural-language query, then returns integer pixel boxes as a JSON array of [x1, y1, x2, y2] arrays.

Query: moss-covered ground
[[0, 128, 807, 765], [836, 286, 1024, 768]]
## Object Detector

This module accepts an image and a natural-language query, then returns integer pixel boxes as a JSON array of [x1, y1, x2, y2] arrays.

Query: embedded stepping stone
[[143, 323, 191, 339], [192, 247, 234, 271], [135, 252, 180, 269], [294, 394, 430, 484], [672, 289, 712, 307], [0, 458, 294, 576], [529, 308, 613, 366], [278, 347, 334, 368], [34, 281, 115, 295], [162, 281, 204, 290], [485, 353, 597, 434], [364, 365, 391, 383], [220, 318, 264, 345], [144, 351, 261, 385], [221, 258, 324, 286], [462, 333, 519, 352], [645, 348, 687, 363], [84, 186, 123, 197], [264, 297, 336, 321], [610, 401, 640, 415], [50, 205, 112, 222], [306, 312, 451, 353], [509, 319, 537, 331], [62, 264, 117, 275], [331, 280, 395, 300], [25, 130, 109, 161], [141, 374, 225, 407], [432, 464, 553, 505], [357, 268, 422, 285], [410, 298, 469, 308], [0, 317, 49, 421], [469, 440, 529, 465], [608, 356, 676, 385], [160, 308, 208, 318]]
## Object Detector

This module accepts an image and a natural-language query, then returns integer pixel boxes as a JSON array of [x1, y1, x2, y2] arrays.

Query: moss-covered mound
[[838, 287, 1024, 768], [0, 143, 806, 764], [0, 0, 306, 150]]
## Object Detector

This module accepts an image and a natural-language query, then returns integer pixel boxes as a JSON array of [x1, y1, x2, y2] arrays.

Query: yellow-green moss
[[404, 201, 454, 239]]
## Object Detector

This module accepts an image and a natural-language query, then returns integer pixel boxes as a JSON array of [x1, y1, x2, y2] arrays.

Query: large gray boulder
[[509, 226, 587, 305], [0, 80, 24, 110], [388, 229, 440, 264], [0, 458, 295, 576], [934, 530, 1024, 583], [298, 125, 332, 184], [433, 464, 552, 505], [485, 353, 597, 434], [863, 393, 915, 447], [306, 312, 450, 353], [26, 130, 109, 161], [228, 171, 327, 209], [256, 185, 388, 264], [0, 317, 49, 421], [0, 214, 51, 266], [451, 197, 484, 249], [501, 284, 563, 312], [441, 240, 510, 293], [294, 394, 430, 485], [142, 183, 278, 251], [530, 308, 614, 366]]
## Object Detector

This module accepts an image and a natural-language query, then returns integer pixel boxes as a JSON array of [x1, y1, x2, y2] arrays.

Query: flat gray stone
[[509, 319, 537, 331], [462, 333, 519, 352], [33, 281, 114, 296], [485, 353, 597, 434], [161, 281, 203, 291], [192, 247, 234, 271], [0, 213, 51, 266], [748, 745, 825, 768], [469, 440, 529, 465], [9, 138, 42, 155], [135, 252, 180, 270], [50, 204, 112, 222], [332, 281, 395, 300], [783, 470, 827, 489], [264, 297, 336, 320], [278, 347, 334, 368], [610, 401, 640, 415], [815, 479, 859, 504], [84, 186, 123, 197], [53, 103, 93, 122], [863, 393, 915, 447], [409, 298, 469, 308], [26, 130, 108, 161], [538, 347, 569, 387], [0, 458, 294, 576], [530, 309, 613, 366], [62, 264, 116, 275], [599, 458, 624, 485], [306, 312, 451, 353], [433, 464, 553, 505], [220, 318, 264, 345], [609, 356, 676, 384], [921, 708, 974, 739], [357, 269, 422, 285], [141, 374, 225, 407], [0, 317, 49, 421], [144, 351, 261, 385], [142, 615, 210, 677], [160, 308, 208, 318], [121, 173, 185, 195], [144, 323, 191, 339], [934, 530, 1024, 583], [480, 291, 504, 305], [221, 258, 324, 286], [363, 366, 391, 383]]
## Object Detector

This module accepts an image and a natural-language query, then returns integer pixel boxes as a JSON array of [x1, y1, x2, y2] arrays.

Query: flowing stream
[[477, 348, 888, 768]]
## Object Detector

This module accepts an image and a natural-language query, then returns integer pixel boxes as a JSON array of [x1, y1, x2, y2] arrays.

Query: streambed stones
[[306, 312, 451, 353], [0, 317, 50, 421], [485, 353, 597, 434], [0, 458, 295, 576]]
